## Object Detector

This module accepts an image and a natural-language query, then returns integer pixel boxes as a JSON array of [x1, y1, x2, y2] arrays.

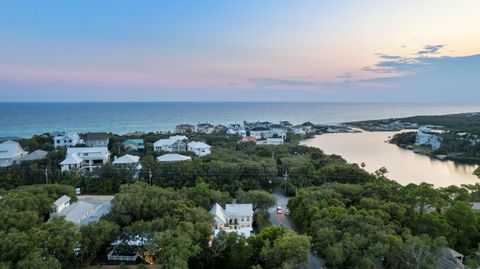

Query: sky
[[0, 0, 479, 102]]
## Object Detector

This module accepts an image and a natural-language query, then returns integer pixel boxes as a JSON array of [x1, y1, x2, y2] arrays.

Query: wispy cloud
[[250, 77, 320, 89], [417, 44, 444, 55]]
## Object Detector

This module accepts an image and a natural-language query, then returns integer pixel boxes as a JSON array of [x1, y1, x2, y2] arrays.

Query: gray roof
[[86, 132, 109, 141], [57, 199, 112, 226], [17, 150, 48, 162]]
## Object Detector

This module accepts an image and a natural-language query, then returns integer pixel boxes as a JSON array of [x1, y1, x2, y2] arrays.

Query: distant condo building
[[175, 124, 196, 134]]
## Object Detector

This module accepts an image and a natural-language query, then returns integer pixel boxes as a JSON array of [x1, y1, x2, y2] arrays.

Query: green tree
[[236, 189, 276, 212]]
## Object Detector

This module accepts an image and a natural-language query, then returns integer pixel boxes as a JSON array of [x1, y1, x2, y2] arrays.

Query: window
[[57, 140, 60, 143], [247, 217, 250, 221]]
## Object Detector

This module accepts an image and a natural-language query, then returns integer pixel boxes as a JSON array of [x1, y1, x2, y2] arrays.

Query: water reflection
[[301, 131, 479, 187]]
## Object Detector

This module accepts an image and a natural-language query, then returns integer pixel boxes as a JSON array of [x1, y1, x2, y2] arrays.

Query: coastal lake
[[301, 131, 479, 187]]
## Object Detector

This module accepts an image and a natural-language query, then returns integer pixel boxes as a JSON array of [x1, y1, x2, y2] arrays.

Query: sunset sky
[[1, 0, 479, 102]]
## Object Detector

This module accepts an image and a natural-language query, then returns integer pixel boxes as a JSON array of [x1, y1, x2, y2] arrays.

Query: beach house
[[0, 140, 28, 167], [157, 153, 192, 163], [53, 132, 82, 148], [175, 124, 196, 134], [60, 147, 110, 172], [85, 132, 110, 147], [51, 195, 112, 226], [187, 141, 211, 157], [153, 136, 188, 152], [210, 203, 253, 238]]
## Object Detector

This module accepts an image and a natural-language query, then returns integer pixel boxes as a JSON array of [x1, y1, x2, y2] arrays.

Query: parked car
[[277, 206, 283, 214]]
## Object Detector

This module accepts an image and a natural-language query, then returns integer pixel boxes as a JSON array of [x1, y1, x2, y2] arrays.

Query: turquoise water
[[1, 102, 480, 138]]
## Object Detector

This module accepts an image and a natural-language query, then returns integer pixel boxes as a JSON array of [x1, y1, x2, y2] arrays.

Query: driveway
[[269, 185, 325, 269]]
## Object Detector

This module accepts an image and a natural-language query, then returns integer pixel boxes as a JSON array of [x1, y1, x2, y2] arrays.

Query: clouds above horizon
[[0, 1, 479, 102]]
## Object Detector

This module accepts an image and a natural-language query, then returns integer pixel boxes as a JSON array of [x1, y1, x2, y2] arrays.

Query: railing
[[107, 249, 139, 261]]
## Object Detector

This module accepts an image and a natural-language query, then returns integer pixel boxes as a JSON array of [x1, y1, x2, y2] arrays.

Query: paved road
[[269, 185, 325, 269]]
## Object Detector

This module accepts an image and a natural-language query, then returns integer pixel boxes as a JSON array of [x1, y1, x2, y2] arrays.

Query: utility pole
[[272, 151, 275, 159], [45, 167, 48, 184], [149, 169, 152, 186], [283, 170, 288, 196]]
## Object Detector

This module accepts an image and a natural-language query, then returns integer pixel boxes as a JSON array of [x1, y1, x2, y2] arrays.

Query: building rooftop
[[86, 132, 109, 141], [157, 153, 192, 162], [0, 140, 27, 159], [113, 154, 140, 164], [225, 203, 253, 216], [53, 195, 71, 207], [188, 141, 211, 149], [17, 149, 48, 162]]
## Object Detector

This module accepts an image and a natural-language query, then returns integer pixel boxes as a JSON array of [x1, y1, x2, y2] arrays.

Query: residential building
[[439, 248, 466, 269], [415, 127, 443, 150], [53, 132, 82, 148], [249, 127, 272, 140], [0, 140, 28, 167], [85, 132, 110, 147], [227, 124, 247, 136], [107, 235, 152, 263], [291, 125, 307, 135], [270, 124, 287, 138], [113, 154, 141, 168], [210, 203, 253, 238], [153, 136, 188, 152], [60, 147, 110, 172], [188, 141, 211, 157], [51, 195, 112, 226], [16, 149, 48, 163], [113, 154, 142, 178], [157, 153, 192, 163], [197, 123, 214, 134], [122, 139, 145, 151], [175, 124, 196, 134]]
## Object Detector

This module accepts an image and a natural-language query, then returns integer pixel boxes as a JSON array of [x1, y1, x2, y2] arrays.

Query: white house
[[415, 127, 443, 150], [256, 137, 284, 145], [188, 141, 211, 157], [210, 203, 253, 238], [157, 153, 192, 163], [291, 125, 306, 135], [153, 136, 188, 152], [53, 132, 82, 148], [227, 124, 247, 137], [0, 140, 28, 167], [60, 147, 110, 172], [270, 124, 287, 138], [51, 195, 112, 226]]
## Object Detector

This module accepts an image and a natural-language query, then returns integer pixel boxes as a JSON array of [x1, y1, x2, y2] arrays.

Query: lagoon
[[301, 131, 479, 187]]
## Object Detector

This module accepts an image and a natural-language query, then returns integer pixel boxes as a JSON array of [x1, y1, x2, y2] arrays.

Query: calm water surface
[[2, 102, 480, 137], [301, 131, 479, 187]]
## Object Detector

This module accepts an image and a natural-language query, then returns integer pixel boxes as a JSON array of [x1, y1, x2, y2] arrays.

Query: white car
[[276, 206, 283, 214]]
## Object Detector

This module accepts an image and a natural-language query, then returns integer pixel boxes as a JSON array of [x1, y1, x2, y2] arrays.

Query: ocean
[[2, 102, 480, 138]]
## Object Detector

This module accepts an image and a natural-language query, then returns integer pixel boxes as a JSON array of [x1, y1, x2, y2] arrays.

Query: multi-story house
[[187, 141, 211, 157], [175, 124, 196, 134], [53, 132, 82, 148], [60, 147, 110, 172], [85, 132, 110, 147], [0, 140, 28, 167], [210, 203, 253, 238]]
